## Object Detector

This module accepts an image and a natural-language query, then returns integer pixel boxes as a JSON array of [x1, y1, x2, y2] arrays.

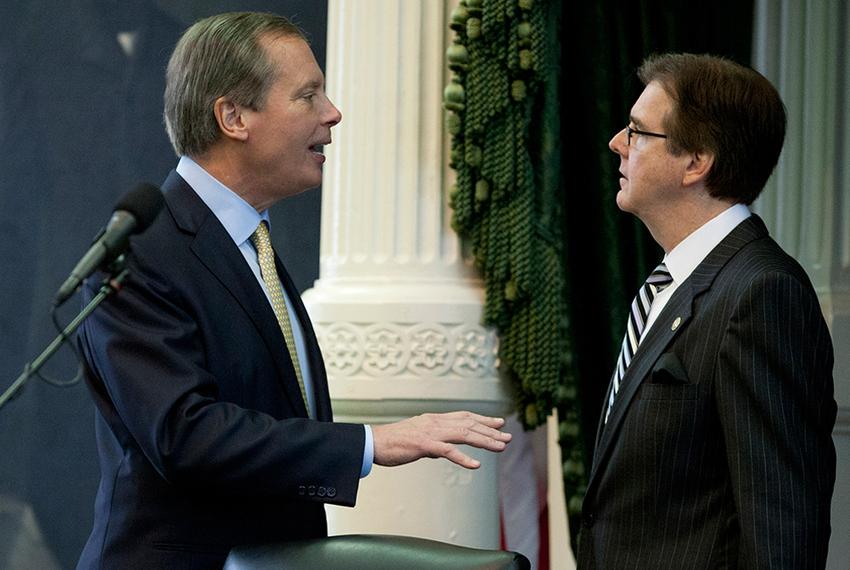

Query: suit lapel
[[587, 214, 770, 490], [274, 253, 332, 421], [589, 284, 693, 477], [161, 171, 309, 417]]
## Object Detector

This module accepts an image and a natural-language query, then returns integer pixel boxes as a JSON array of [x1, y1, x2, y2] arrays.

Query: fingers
[[456, 426, 509, 452], [424, 440, 482, 469], [442, 445, 481, 469], [371, 411, 511, 469], [441, 411, 507, 430], [427, 413, 512, 449], [465, 420, 512, 444], [422, 413, 511, 468]]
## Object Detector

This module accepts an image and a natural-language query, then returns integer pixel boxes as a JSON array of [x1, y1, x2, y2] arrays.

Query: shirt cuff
[[360, 424, 374, 478]]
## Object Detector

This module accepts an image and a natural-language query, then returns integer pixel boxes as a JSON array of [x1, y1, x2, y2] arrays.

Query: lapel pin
[[671, 317, 682, 331]]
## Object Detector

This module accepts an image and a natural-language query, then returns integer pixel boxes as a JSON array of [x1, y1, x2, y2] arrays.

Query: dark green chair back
[[224, 534, 531, 570]]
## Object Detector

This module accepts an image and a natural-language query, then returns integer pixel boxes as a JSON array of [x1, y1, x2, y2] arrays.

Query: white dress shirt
[[641, 203, 752, 341]]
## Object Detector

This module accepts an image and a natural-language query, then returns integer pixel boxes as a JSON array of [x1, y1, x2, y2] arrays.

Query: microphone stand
[[0, 260, 129, 410]]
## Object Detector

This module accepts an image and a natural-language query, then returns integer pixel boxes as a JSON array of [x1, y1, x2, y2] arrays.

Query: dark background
[[0, 1, 327, 567], [562, 0, 753, 463]]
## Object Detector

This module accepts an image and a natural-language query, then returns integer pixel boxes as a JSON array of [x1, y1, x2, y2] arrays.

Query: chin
[[303, 170, 324, 190], [304, 177, 323, 191], [615, 189, 631, 213], [291, 173, 323, 194], [285, 184, 317, 199]]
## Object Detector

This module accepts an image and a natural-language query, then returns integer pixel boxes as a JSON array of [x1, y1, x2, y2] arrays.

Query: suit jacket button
[[317, 486, 327, 497], [327, 487, 337, 498], [308, 485, 317, 496], [298, 485, 306, 496]]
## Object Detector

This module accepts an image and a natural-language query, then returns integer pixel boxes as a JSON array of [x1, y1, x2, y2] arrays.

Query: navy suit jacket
[[77, 171, 364, 569], [577, 215, 836, 569]]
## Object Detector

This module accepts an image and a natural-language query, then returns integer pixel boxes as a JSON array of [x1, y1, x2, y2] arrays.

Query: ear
[[212, 96, 249, 142], [682, 150, 714, 187]]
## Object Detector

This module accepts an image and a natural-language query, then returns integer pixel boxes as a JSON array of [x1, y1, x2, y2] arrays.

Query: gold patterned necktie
[[251, 221, 310, 417]]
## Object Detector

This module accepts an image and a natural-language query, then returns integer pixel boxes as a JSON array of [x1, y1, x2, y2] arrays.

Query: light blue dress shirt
[[176, 156, 373, 478]]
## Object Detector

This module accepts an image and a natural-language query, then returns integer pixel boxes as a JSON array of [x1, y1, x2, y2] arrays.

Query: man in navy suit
[[578, 54, 836, 568], [76, 12, 510, 569]]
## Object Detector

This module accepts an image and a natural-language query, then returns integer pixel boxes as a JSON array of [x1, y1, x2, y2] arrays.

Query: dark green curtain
[[565, 0, 754, 493], [445, 0, 754, 551]]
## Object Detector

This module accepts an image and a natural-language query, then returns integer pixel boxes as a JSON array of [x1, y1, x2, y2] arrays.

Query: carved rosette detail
[[453, 327, 497, 377], [362, 324, 408, 376], [319, 324, 364, 377], [313, 322, 497, 379], [408, 325, 453, 376]]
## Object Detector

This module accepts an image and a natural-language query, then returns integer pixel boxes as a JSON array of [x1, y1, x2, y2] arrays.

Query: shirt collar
[[176, 155, 270, 247], [664, 203, 751, 285]]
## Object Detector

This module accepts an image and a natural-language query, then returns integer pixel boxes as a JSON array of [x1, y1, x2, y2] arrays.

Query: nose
[[609, 127, 627, 155], [324, 96, 342, 127]]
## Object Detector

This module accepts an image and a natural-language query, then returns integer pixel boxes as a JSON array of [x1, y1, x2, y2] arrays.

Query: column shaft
[[302, 0, 510, 548]]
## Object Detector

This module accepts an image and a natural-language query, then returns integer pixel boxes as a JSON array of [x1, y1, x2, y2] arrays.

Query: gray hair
[[164, 12, 306, 157]]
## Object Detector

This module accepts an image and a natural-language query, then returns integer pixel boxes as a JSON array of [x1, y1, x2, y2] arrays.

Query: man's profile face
[[608, 81, 689, 223], [241, 34, 342, 202]]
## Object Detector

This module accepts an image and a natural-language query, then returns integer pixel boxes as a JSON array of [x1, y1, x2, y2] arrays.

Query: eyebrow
[[291, 78, 325, 100], [628, 115, 645, 129], [300, 79, 324, 92]]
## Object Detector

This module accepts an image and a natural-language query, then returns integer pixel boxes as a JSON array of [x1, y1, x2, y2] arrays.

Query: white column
[[302, 0, 511, 548], [752, 2, 850, 567]]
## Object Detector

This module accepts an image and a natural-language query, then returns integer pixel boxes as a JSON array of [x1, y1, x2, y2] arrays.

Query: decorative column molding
[[302, 0, 510, 548]]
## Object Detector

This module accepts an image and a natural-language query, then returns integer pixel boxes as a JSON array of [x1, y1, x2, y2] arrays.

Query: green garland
[[444, 0, 585, 537]]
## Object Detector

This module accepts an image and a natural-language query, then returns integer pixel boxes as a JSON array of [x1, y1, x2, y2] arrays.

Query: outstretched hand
[[371, 411, 511, 469]]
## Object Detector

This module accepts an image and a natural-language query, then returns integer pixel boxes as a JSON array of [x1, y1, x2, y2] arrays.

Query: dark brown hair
[[638, 53, 786, 205]]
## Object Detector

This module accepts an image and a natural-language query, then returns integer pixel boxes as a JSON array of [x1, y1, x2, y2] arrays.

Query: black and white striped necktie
[[605, 263, 674, 423]]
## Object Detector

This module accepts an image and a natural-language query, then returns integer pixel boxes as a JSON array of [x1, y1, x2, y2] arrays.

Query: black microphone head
[[115, 183, 164, 233]]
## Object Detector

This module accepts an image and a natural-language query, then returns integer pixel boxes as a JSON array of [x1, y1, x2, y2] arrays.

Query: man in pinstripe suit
[[577, 53, 837, 569]]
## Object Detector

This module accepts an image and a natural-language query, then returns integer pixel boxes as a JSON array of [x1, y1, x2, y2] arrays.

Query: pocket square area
[[638, 383, 699, 401], [650, 353, 690, 384]]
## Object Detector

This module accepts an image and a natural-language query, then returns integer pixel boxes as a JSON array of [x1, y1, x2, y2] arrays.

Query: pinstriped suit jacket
[[577, 215, 836, 569]]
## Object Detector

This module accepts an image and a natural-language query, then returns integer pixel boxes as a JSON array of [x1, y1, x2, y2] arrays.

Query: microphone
[[54, 183, 164, 306]]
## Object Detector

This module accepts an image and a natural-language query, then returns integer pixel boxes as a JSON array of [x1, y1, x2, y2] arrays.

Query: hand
[[371, 411, 511, 469]]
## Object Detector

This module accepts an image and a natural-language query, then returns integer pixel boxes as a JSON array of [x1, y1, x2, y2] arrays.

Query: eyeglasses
[[626, 125, 668, 146]]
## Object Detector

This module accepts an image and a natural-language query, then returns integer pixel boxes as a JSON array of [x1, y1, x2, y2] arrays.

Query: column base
[[302, 276, 511, 547]]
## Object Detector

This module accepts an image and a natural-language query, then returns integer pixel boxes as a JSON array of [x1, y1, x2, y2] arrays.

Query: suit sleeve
[[715, 270, 836, 568], [78, 252, 364, 506]]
